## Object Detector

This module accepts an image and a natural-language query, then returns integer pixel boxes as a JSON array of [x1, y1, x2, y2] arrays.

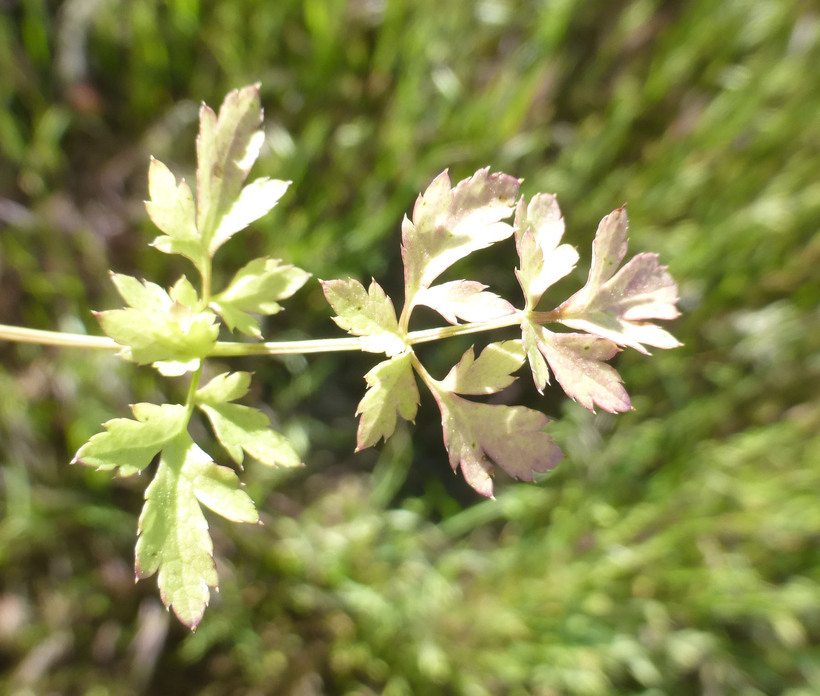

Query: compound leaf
[[440, 340, 525, 395], [134, 434, 217, 630], [211, 257, 310, 337], [71, 403, 187, 476], [557, 208, 680, 354], [431, 390, 563, 498], [401, 168, 519, 308], [356, 352, 419, 450], [414, 280, 516, 325], [321, 277, 405, 356]]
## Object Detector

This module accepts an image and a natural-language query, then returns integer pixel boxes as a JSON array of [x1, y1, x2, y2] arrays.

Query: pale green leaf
[[321, 277, 406, 356], [414, 280, 516, 325], [96, 306, 218, 367], [431, 389, 563, 498], [145, 158, 199, 241], [135, 434, 217, 629], [153, 359, 202, 377], [150, 235, 209, 274], [110, 273, 170, 311], [196, 85, 265, 249], [198, 401, 302, 468], [196, 371, 252, 404], [71, 403, 187, 476], [208, 302, 261, 338], [209, 177, 290, 254], [402, 168, 519, 308], [211, 257, 310, 337], [190, 458, 259, 524], [170, 276, 200, 309], [440, 341, 524, 395], [145, 157, 206, 273], [356, 352, 419, 450]]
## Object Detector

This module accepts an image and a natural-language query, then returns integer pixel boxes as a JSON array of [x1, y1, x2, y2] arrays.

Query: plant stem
[[184, 361, 204, 421], [0, 324, 118, 350], [408, 349, 440, 394], [405, 311, 522, 346], [0, 311, 524, 358]]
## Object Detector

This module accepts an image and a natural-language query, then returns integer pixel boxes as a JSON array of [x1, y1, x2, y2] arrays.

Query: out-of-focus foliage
[[1, 0, 818, 694]]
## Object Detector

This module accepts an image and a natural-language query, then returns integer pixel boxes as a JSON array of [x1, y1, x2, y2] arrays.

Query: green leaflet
[[356, 352, 419, 450], [109, 272, 171, 311], [208, 177, 290, 255], [198, 402, 302, 468], [148, 85, 289, 269], [440, 340, 525, 395], [321, 278, 406, 356], [190, 457, 259, 525], [210, 257, 311, 337], [72, 403, 188, 476], [96, 305, 218, 367], [145, 157, 207, 274], [196, 372, 302, 468], [97, 273, 217, 371], [197, 371, 252, 403], [134, 432, 258, 629]]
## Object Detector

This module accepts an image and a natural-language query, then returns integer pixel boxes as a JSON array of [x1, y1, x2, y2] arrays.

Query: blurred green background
[[1, 0, 819, 694]]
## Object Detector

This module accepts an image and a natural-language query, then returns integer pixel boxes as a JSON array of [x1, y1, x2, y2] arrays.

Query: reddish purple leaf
[[401, 168, 520, 309], [430, 389, 563, 498], [528, 325, 632, 413], [557, 208, 680, 353]]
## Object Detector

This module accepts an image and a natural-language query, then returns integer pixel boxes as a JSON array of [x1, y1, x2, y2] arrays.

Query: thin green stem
[[0, 324, 118, 350], [210, 336, 363, 356], [200, 258, 213, 306], [408, 349, 440, 394], [405, 311, 523, 346], [0, 311, 525, 358], [184, 361, 204, 421], [530, 309, 560, 324]]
